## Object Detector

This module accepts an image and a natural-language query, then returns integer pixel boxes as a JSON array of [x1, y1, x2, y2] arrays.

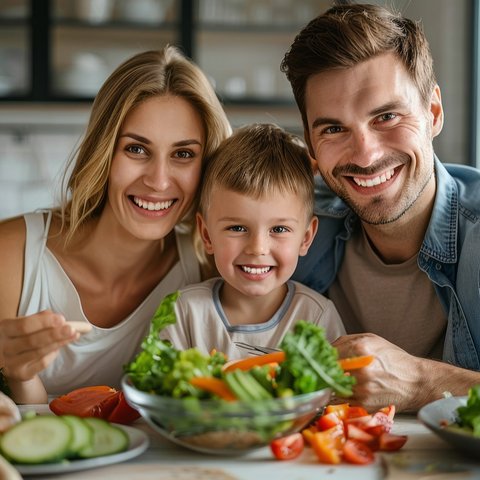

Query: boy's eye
[[228, 225, 246, 232], [271, 226, 289, 234]]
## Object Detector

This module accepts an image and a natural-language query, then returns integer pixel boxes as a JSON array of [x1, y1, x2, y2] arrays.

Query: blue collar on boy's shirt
[[211, 278, 295, 333]]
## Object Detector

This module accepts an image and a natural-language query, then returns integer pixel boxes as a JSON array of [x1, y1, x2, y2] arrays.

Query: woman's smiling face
[[107, 95, 205, 240]]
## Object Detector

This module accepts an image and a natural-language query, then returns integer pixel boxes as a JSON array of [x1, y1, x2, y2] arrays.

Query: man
[[282, 3, 480, 412]]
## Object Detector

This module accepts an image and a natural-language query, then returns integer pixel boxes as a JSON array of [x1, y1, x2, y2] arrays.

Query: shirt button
[[435, 263, 442, 270]]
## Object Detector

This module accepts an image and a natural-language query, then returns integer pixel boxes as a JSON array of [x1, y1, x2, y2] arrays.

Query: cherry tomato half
[[270, 433, 304, 460]]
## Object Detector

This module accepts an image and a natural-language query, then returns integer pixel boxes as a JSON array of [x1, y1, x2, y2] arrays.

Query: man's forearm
[[413, 356, 480, 410]]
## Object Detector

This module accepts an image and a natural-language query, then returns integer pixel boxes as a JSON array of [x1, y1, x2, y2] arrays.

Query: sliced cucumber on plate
[[0, 414, 129, 465]]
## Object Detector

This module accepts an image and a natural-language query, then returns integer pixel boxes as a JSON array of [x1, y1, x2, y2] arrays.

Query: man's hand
[[333, 333, 480, 412]]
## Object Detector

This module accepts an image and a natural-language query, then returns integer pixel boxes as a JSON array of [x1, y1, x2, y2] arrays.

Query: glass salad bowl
[[122, 374, 331, 455]]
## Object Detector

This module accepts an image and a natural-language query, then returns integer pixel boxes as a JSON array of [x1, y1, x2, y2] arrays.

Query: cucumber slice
[[0, 416, 72, 464], [78, 418, 128, 458], [61, 415, 93, 456]]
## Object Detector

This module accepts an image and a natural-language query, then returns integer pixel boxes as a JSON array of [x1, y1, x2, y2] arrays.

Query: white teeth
[[241, 266, 271, 275], [353, 168, 394, 187], [133, 196, 174, 211]]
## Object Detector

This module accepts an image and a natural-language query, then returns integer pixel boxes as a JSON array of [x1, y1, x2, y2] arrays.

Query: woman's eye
[[126, 145, 146, 155], [272, 226, 289, 234], [228, 225, 246, 232], [175, 150, 194, 159]]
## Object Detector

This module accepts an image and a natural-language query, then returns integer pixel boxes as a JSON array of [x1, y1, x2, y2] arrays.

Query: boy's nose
[[245, 233, 269, 256]]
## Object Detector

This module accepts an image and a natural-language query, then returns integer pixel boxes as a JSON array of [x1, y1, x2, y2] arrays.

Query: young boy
[[161, 123, 345, 359]]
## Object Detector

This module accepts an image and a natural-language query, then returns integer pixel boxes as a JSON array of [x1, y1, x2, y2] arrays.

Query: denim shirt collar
[[420, 157, 458, 264]]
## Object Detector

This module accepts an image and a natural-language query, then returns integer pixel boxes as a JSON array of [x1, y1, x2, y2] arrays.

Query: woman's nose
[[143, 159, 170, 190]]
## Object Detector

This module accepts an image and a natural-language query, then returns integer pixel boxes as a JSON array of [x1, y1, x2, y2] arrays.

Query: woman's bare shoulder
[[0, 216, 26, 317], [0, 216, 26, 251]]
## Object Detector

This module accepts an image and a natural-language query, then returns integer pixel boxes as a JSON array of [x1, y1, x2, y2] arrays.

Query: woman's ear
[[299, 216, 319, 256], [430, 85, 444, 138], [196, 212, 214, 255]]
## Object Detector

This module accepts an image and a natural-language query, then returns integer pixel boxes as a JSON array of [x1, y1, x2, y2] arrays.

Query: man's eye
[[272, 226, 289, 234], [379, 112, 397, 122], [126, 145, 146, 155], [228, 225, 246, 232], [324, 126, 343, 134]]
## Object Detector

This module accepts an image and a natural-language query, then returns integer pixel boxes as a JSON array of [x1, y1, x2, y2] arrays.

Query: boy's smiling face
[[197, 187, 317, 299]]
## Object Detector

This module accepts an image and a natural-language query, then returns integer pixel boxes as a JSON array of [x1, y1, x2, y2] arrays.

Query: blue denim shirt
[[293, 158, 480, 371]]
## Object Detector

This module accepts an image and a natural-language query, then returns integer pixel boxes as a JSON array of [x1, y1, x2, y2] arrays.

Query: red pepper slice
[[49, 385, 140, 424]]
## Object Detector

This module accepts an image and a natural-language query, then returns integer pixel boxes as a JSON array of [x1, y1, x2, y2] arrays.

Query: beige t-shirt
[[328, 227, 446, 360], [162, 278, 346, 360]]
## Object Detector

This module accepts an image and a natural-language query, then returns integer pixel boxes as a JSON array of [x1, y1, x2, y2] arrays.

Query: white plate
[[13, 423, 149, 476], [417, 395, 480, 459]]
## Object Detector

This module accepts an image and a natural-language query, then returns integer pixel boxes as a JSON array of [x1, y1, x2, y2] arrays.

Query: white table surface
[[15, 407, 480, 480]]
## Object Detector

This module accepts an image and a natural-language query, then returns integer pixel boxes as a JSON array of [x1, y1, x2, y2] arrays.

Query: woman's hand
[[0, 310, 79, 382]]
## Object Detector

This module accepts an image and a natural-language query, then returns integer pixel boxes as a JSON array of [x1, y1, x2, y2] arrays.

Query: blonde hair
[[57, 46, 231, 246], [199, 123, 314, 220]]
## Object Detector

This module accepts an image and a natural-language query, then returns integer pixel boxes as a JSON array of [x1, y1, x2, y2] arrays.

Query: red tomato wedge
[[343, 439, 375, 465], [378, 433, 408, 451], [49, 385, 140, 425], [270, 433, 304, 460]]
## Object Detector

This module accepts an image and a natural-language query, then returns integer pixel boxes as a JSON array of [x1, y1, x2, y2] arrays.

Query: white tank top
[[18, 211, 201, 396]]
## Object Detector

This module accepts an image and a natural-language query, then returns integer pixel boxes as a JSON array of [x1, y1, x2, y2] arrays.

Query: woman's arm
[[0, 218, 78, 404]]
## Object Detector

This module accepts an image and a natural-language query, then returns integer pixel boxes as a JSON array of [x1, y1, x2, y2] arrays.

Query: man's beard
[[321, 153, 433, 225]]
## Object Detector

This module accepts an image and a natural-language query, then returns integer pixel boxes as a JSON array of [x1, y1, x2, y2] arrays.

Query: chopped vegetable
[[455, 385, 480, 437], [270, 433, 304, 460], [223, 351, 286, 373], [189, 377, 236, 401], [277, 320, 355, 397], [0, 414, 128, 465], [298, 402, 407, 466], [49, 386, 140, 425], [338, 355, 375, 371]]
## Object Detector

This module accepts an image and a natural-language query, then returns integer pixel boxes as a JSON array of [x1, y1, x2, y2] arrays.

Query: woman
[[0, 46, 231, 404]]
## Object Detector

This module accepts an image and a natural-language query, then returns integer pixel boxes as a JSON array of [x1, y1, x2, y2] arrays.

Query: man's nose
[[350, 128, 384, 167]]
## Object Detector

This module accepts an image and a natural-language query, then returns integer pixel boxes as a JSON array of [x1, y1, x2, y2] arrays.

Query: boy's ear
[[299, 216, 318, 256], [196, 212, 214, 255]]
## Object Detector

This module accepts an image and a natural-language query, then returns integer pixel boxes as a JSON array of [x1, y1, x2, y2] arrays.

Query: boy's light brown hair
[[199, 123, 315, 221]]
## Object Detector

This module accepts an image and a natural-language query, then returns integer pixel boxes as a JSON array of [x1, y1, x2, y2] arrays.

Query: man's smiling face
[[305, 52, 443, 226]]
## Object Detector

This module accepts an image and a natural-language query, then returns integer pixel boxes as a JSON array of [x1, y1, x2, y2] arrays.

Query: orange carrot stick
[[222, 351, 286, 373], [338, 355, 375, 371], [189, 376, 237, 401]]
